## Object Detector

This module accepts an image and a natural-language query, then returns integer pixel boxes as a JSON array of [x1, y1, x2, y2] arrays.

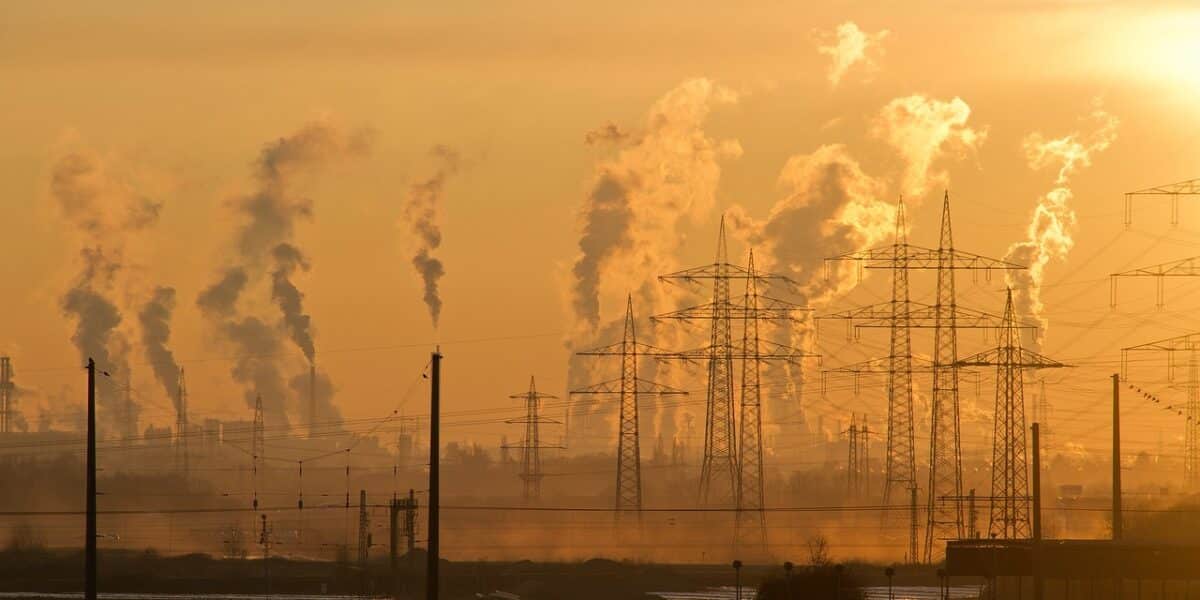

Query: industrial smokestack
[[309, 362, 316, 439]]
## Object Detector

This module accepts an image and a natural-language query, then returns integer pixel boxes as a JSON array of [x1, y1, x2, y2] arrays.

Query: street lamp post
[[885, 567, 895, 600], [834, 564, 843, 600], [732, 560, 743, 600], [783, 561, 794, 599]]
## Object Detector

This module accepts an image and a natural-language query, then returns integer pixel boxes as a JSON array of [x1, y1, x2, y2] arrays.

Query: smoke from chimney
[[197, 119, 371, 425], [1005, 103, 1118, 349], [401, 145, 461, 328], [138, 286, 182, 414]]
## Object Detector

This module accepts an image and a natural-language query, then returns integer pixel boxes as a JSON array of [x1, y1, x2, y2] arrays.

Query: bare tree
[[806, 534, 831, 567]]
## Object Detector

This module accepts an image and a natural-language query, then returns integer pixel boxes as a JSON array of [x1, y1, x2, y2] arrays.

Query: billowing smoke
[[271, 243, 314, 362], [727, 144, 893, 444], [873, 95, 986, 199], [816, 22, 889, 87], [566, 78, 742, 450], [570, 77, 742, 335], [51, 149, 161, 437], [729, 144, 892, 304], [138, 286, 181, 413], [1005, 105, 1118, 348], [401, 146, 460, 328], [198, 120, 370, 426]]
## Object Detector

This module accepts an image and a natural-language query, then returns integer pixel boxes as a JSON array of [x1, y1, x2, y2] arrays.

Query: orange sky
[[2, 1, 1200, 465]]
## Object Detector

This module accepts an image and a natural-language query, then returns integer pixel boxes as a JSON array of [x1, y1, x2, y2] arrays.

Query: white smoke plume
[[1005, 104, 1118, 348], [873, 95, 986, 199], [566, 78, 742, 450], [816, 22, 889, 87], [569, 77, 742, 336], [51, 149, 162, 437], [729, 144, 893, 305], [402, 145, 460, 328], [727, 144, 894, 438], [198, 120, 370, 426], [138, 286, 182, 414]]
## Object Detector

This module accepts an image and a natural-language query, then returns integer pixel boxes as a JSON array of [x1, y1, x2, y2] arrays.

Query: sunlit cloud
[[816, 21, 889, 87]]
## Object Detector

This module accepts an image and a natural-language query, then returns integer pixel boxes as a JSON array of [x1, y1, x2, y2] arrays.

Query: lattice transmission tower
[[252, 393, 265, 510], [654, 224, 816, 553], [844, 413, 870, 499], [503, 376, 561, 503], [1122, 332, 1200, 489], [0, 357, 14, 434], [654, 221, 815, 509], [821, 195, 1025, 563], [957, 289, 1066, 539], [574, 296, 687, 523]]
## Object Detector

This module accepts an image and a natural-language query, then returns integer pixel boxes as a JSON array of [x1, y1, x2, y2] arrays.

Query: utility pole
[[574, 296, 687, 526], [967, 488, 977, 539], [503, 377, 561, 503], [909, 486, 918, 564], [426, 350, 441, 600], [821, 194, 1026, 563], [85, 358, 97, 600], [846, 416, 860, 498], [957, 289, 1066, 539], [259, 514, 272, 596], [1113, 373, 1122, 541], [1032, 422, 1043, 600]]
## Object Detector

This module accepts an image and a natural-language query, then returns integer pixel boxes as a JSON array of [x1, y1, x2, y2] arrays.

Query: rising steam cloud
[[402, 146, 460, 328], [1005, 104, 1119, 348], [567, 78, 742, 451], [570, 77, 742, 335], [816, 22, 889, 87], [874, 95, 986, 199], [198, 120, 370, 426], [51, 150, 162, 437], [138, 286, 182, 413]]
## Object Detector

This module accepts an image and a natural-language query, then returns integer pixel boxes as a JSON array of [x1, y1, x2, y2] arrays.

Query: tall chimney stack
[[309, 362, 317, 439]]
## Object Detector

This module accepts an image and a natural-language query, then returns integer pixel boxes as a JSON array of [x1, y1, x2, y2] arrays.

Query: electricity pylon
[[821, 195, 1025, 563], [503, 376, 562, 503], [252, 393, 265, 510], [176, 367, 189, 476], [957, 289, 1066, 539], [574, 295, 687, 522], [1121, 332, 1200, 489], [1110, 255, 1200, 308], [654, 228, 817, 551], [1124, 178, 1200, 228], [844, 414, 870, 499], [0, 357, 13, 434]]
